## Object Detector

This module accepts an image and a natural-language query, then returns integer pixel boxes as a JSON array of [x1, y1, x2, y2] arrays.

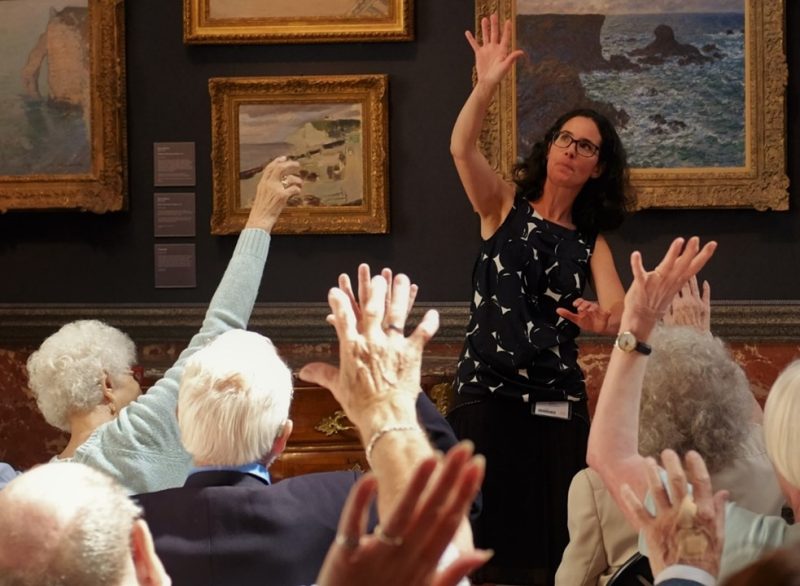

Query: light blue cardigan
[[62, 229, 271, 494]]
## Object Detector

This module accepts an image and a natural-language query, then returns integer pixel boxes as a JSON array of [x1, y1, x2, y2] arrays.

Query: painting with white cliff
[[0, 0, 90, 176], [515, 0, 744, 168], [209, 75, 388, 235], [238, 103, 364, 209]]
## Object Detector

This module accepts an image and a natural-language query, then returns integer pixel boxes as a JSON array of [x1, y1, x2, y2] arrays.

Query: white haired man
[[0, 449, 486, 586], [0, 461, 170, 586], [135, 267, 471, 586], [25, 157, 302, 494]]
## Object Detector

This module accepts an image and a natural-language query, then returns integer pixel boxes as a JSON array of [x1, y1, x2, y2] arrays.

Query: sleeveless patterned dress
[[447, 193, 597, 585]]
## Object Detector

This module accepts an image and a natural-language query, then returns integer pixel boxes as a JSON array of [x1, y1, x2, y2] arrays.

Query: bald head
[[0, 463, 141, 586]]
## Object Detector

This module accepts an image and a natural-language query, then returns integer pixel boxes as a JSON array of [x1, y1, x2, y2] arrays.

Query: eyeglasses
[[552, 130, 600, 158]]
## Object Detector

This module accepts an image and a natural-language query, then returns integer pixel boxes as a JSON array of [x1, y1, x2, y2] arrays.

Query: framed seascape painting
[[475, 0, 788, 209], [209, 75, 389, 235], [184, 0, 413, 44], [0, 0, 126, 213]]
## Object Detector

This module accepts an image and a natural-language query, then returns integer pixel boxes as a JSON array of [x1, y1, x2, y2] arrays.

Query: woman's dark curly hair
[[513, 108, 636, 234]]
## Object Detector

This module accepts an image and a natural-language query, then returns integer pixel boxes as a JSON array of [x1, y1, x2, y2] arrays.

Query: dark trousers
[[447, 396, 590, 585]]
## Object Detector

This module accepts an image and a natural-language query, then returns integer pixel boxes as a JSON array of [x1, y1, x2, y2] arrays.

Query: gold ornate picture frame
[[0, 0, 127, 213], [184, 0, 413, 44], [209, 75, 389, 235], [475, 0, 788, 210]]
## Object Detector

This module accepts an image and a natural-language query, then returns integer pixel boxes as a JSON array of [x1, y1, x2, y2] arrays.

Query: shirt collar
[[189, 462, 271, 485]]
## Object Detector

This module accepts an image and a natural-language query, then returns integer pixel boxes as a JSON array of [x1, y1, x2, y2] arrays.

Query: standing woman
[[446, 13, 635, 585]]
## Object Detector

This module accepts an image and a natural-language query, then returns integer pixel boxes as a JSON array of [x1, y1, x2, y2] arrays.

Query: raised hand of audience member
[[621, 237, 717, 342], [621, 449, 728, 581], [663, 275, 711, 333], [244, 156, 302, 233], [316, 442, 491, 586], [338, 264, 419, 334], [587, 237, 717, 511], [300, 272, 437, 440]]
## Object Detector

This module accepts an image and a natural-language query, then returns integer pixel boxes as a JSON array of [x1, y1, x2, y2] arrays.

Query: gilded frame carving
[[475, 0, 788, 210], [0, 0, 127, 213], [184, 0, 413, 44], [209, 75, 389, 235]]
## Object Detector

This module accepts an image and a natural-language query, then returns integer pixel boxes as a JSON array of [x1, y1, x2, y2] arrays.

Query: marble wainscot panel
[[2, 302, 799, 473]]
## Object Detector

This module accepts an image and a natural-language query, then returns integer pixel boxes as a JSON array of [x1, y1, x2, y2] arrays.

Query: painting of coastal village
[[237, 103, 364, 209], [515, 0, 745, 168], [0, 0, 90, 176], [209, 0, 389, 19]]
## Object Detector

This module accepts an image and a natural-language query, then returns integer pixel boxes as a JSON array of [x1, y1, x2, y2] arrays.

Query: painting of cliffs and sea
[[477, 0, 788, 209], [0, 0, 90, 176]]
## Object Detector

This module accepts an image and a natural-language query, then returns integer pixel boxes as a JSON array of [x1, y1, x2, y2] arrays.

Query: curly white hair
[[26, 320, 136, 432], [639, 325, 752, 474]]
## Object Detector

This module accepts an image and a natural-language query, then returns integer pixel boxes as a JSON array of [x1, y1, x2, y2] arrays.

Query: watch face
[[617, 331, 636, 352]]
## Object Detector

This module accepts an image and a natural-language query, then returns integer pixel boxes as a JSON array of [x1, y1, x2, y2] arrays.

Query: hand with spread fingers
[[300, 267, 456, 538], [245, 156, 303, 233], [316, 442, 492, 586], [299, 271, 438, 438], [337, 264, 419, 335], [621, 449, 728, 579], [467, 12, 525, 89], [663, 275, 712, 334], [621, 237, 717, 341]]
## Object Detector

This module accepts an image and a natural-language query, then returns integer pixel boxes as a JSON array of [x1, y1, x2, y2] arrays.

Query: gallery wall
[[0, 0, 797, 304]]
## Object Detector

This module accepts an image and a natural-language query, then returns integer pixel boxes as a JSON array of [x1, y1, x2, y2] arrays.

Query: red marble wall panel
[[2, 340, 799, 473]]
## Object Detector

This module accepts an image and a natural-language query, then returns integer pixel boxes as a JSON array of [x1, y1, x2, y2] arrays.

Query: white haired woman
[[586, 238, 800, 582], [25, 157, 302, 494], [556, 324, 783, 585]]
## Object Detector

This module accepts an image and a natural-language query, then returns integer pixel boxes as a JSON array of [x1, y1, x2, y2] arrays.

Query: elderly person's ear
[[130, 519, 171, 586], [262, 420, 294, 468], [101, 373, 118, 416]]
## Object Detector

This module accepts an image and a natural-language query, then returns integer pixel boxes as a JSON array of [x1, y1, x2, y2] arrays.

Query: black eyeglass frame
[[551, 130, 601, 158]]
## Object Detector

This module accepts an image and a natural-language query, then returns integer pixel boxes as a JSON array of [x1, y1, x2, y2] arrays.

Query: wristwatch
[[614, 331, 652, 355]]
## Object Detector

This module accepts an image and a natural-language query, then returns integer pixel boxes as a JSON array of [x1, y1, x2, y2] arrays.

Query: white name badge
[[533, 401, 572, 420]]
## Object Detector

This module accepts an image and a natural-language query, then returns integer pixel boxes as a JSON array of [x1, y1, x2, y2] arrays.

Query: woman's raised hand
[[465, 12, 525, 88]]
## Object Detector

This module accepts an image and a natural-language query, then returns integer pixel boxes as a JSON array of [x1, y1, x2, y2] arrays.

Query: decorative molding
[[1, 302, 799, 345]]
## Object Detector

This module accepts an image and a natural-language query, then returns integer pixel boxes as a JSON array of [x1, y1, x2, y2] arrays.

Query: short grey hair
[[26, 321, 136, 432], [638, 325, 752, 474], [178, 329, 293, 466], [0, 462, 141, 586], [764, 360, 800, 488]]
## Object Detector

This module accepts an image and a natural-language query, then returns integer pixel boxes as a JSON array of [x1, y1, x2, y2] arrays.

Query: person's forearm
[[367, 429, 475, 553], [587, 312, 659, 503], [450, 80, 496, 160]]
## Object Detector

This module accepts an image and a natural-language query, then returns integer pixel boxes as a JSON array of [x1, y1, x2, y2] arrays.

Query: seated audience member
[[0, 461, 170, 586], [136, 268, 472, 585], [0, 462, 21, 490], [621, 449, 727, 586], [722, 542, 800, 586], [587, 238, 800, 580], [0, 446, 487, 586], [24, 157, 302, 494], [556, 278, 783, 585]]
